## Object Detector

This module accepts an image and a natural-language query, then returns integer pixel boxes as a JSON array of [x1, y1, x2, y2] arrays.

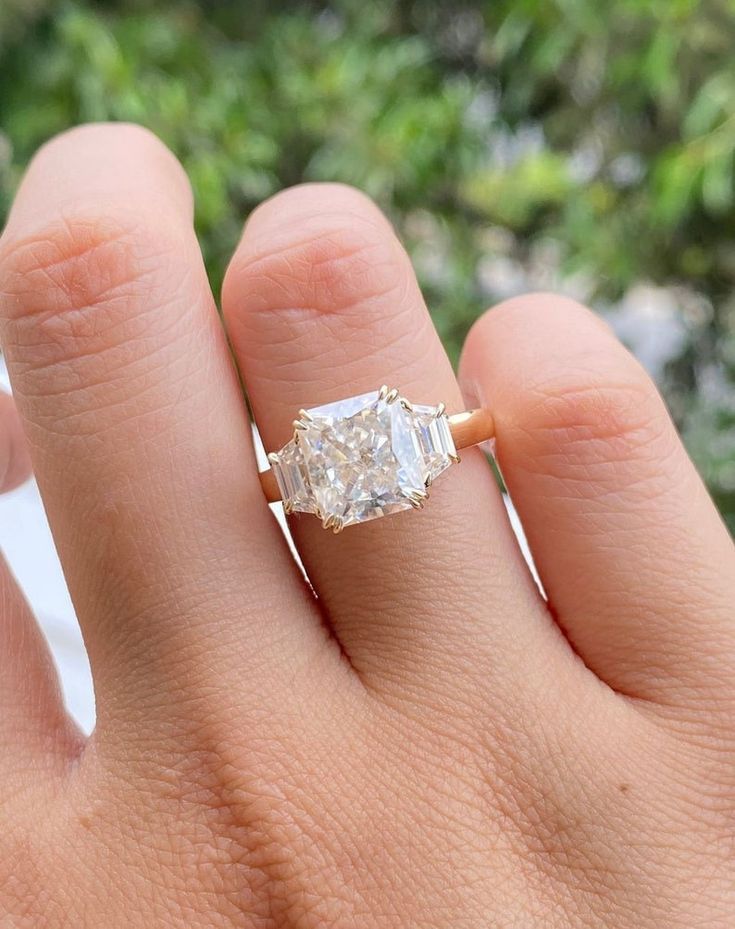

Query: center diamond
[[270, 389, 456, 529], [301, 391, 425, 526]]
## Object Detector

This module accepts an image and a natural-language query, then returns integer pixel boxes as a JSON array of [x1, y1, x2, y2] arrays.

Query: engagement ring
[[259, 386, 494, 532]]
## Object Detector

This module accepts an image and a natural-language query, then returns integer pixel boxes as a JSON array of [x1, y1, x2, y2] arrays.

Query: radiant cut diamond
[[270, 390, 456, 529]]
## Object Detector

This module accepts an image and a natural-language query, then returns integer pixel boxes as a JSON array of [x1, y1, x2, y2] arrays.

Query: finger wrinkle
[[228, 214, 410, 323], [0, 213, 205, 401]]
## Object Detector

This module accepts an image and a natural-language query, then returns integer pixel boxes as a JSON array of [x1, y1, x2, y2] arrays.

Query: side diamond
[[270, 440, 316, 515], [413, 404, 457, 480]]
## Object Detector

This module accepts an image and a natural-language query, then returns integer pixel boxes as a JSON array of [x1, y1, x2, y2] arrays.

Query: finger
[[223, 183, 560, 696], [0, 394, 61, 794], [460, 294, 735, 708], [0, 557, 81, 800], [0, 392, 31, 492], [0, 125, 329, 738]]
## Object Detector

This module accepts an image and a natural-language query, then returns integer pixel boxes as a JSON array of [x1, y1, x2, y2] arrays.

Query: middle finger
[[0, 126, 325, 736]]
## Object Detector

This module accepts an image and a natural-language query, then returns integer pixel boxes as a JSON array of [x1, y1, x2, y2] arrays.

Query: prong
[[435, 401, 446, 417], [385, 388, 399, 404], [314, 506, 324, 520], [450, 453, 461, 464], [378, 384, 389, 400], [399, 397, 414, 412], [331, 517, 345, 534], [424, 474, 433, 488], [298, 408, 313, 422], [293, 419, 307, 431], [322, 514, 335, 530], [267, 452, 280, 466], [408, 488, 429, 509], [283, 500, 294, 516]]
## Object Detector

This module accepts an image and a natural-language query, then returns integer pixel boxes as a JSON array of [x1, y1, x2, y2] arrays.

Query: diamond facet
[[270, 442, 315, 515], [413, 404, 457, 480], [275, 390, 457, 528]]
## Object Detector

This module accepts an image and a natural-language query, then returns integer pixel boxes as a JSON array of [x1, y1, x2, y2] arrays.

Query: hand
[[1, 124, 733, 929]]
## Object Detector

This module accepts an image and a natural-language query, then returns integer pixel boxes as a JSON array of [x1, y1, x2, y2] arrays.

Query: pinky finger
[[460, 295, 735, 715], [0, 394, 80, 801], [0, 391, 31, 492]]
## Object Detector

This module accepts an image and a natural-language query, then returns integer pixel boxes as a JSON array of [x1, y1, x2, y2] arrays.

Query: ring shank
[[445, 407, 495, 452], [258, 407, 494, 505]]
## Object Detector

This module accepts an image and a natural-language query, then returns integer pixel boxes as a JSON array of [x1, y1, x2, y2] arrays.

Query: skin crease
[[0, 124, 733, 928]]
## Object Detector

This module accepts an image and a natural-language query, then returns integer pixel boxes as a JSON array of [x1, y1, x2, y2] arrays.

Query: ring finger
[[223, 183, 556, 694]]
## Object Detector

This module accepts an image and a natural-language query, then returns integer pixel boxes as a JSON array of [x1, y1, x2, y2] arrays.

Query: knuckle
[[517, 371, 677, 495], [0, 209, 187, 370], [230, 198, 409, 319], [70, 120, 171, 155], [33, 121, 190, 193], [251, 181, 384, 233], [2, 212, 146, 318], [525, 372, 663, 454], [469, 293, 613, 355], [498, 291, 594, 320], [471, 294, 676, 475]]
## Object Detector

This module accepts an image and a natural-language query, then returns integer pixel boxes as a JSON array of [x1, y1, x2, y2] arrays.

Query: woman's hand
[[1, 124, 734, 928]]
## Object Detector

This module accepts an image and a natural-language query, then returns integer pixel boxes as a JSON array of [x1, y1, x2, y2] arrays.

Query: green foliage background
[[1, 0, 734, 530]]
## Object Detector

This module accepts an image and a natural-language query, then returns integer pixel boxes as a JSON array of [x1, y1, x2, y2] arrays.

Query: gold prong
[[378, 384, 389, 400], [424, 474, 432, 488], [332, 517, 345, 534], [314, 507, 323, 520], [435, 401, 446, 417], [293, 419, 307, 431], [283, 500, 294, 515], [298, 408, 313, 422], [322, 514, 334, 530], [399, 398, 414, 412], [385, 388, 399, 403], [267, 452, 280, 466], [450, 453, 461, 464], [408, 488, 428, 509]]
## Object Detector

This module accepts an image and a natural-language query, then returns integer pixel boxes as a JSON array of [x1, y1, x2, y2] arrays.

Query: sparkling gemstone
[[271, 390, 457, 528], [270, 438, 315, 515], [413, 404, 456, 480]]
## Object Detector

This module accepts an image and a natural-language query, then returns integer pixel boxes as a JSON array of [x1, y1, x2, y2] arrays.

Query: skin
[[0, 123, 733, 928]]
